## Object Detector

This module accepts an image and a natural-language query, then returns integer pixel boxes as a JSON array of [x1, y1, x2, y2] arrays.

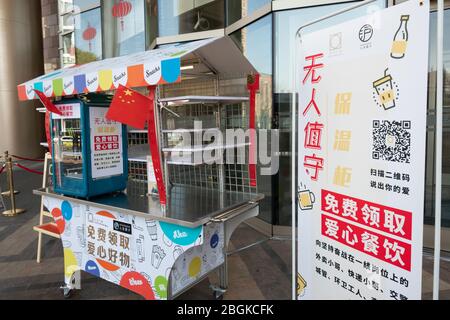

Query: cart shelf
[[162, 128, 219, 133], [162, 142, 249, 153], [159, 95, 249, 106]]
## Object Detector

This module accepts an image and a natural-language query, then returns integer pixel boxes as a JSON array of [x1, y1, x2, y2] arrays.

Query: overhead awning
[[17, 36, 257, 101]]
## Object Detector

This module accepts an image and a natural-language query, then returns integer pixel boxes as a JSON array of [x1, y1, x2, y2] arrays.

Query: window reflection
[[227, 0, 271, 25], [74, 0, 100, 12], [74, 8, 102, 64], [425, 9, 450, 227], [62, 32, 76, 67], [230, 15, 273, 224], [103, 0, 146, 57], [59, 0, 74, 14], [152, 0, 225, 37]]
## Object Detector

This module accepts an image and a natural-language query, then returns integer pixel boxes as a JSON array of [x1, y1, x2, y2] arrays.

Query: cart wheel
[[62, 287, 73, 299], [213, 291, 224, 300]]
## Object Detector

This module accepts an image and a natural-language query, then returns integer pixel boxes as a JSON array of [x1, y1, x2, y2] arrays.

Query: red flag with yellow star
[[106, 85, 150, 129]]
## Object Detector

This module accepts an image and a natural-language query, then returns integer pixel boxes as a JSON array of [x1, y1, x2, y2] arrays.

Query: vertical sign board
[[296, 1, 429, 300], [90, 107, 124, 179]]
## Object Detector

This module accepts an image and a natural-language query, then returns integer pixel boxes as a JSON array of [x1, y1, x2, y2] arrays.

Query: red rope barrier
[[14, 163, 43, 175], [0, 164, 5, 175], [11, 155, 45, 162]]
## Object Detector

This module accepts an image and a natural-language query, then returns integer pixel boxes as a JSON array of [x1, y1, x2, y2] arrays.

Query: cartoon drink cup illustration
[[373, 69, 396, 110], [391, 15, 409, 59], [146, 220, 158, 240], [298, 189, 315, 211]]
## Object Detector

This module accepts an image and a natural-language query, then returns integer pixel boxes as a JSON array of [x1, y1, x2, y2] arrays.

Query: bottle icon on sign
[[391, 15, 409, 59]]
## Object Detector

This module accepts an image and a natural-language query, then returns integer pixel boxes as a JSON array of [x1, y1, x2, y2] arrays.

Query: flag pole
[[147, 86, 167, 207]]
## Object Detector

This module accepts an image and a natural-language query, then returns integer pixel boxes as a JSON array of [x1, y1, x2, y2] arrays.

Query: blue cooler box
[[50, 94, 128, 198]]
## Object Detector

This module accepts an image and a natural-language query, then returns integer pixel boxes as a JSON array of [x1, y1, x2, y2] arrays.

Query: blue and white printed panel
[[43, 196, 210, 300], [170, 223, 225, 296]]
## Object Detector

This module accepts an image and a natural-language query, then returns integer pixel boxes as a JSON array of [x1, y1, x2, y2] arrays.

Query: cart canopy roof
[[18, 36, 257, 101]]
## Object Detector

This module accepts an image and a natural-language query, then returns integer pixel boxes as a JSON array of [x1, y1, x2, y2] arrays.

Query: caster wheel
[[213, 291, 224, 300], [63, 288, 73, 299]]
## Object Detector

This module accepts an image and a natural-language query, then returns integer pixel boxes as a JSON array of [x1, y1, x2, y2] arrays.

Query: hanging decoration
[[112, 0, 133, 32], [82, 22, 97, 51]]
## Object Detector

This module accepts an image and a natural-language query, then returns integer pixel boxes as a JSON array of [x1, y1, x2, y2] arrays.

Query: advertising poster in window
[[295, 0, 429, 300], [90, 107, 124, 179]]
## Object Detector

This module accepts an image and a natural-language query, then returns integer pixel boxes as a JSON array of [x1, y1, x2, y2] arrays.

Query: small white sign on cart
[[89, 107, 124, 179]]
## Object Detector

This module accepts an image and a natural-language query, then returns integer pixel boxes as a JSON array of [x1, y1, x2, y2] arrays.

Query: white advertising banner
[[295, 0, 429, 300], [89, 107, 124, 179]]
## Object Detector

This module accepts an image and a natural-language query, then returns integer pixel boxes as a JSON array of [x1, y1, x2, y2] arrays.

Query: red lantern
[[82, 23, 97, 51], [112, 0, 133, 32]]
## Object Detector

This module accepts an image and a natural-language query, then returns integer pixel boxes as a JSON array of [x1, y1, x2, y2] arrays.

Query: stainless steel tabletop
[[34, 184, 263, 228]]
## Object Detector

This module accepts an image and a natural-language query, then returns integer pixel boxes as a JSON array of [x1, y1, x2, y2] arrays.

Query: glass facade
[[74, 0, 100, 11], [59, 0, 76, 67], [425, 8, 450, 228], [152, 0, 225, 37], [58, 0, 103, 66], [52, 0, 450, 237], [74, 7, 103, 64], [102, 0, 146, 57], [227, 0, 272, 25], [230, 14, 273, 224]]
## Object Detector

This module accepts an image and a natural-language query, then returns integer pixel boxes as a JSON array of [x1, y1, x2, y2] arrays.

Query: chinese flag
[[34, 90, 63, 115], [105, 85, 150, 129]]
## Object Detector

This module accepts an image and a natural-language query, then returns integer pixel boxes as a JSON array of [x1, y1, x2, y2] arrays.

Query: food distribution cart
[[18, 36, 263, 300]]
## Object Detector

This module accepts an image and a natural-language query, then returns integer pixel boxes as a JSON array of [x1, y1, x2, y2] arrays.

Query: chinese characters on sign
[[303, 53, 325, 182], [87, 224, 131, 268], [89, 107, 124, 179], [51, 103, 81, 120], [296, 1, 429, 300]]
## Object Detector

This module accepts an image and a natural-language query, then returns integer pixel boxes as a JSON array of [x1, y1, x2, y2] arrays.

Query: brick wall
[[41, 0, 60, 73]]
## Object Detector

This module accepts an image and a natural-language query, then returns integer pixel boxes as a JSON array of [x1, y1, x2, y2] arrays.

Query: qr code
[[372, 120, 411, 163]]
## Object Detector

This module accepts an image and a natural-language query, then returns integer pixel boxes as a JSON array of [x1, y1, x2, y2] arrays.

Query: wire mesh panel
[[127, 76, 258, 196], [127, 160, 148, 196], [127, 128, 150, 196], [128, 130, 148, 146], [168, 164, 219, 189], [161, 76, 218, 98], [223, 103, 257, 194]]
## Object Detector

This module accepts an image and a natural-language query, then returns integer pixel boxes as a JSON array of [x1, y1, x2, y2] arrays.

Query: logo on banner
[[359, 24, 373, 42], [358, 24, 373, 49], [63, 78, 75, 95], [113, 221, 132, 235], [86, 73, 99, 92], [173, 230, 188, 239], [43, 81, 53, 97], [329, 32, 343, 56], [25, 84, 36, 99], [144, 62, 162, 85], [112, 68, 128, 88]]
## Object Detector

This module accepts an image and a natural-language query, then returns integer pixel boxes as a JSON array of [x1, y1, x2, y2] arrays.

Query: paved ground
[[0, 159, 448, 300], [0, 160, 291, 300]]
